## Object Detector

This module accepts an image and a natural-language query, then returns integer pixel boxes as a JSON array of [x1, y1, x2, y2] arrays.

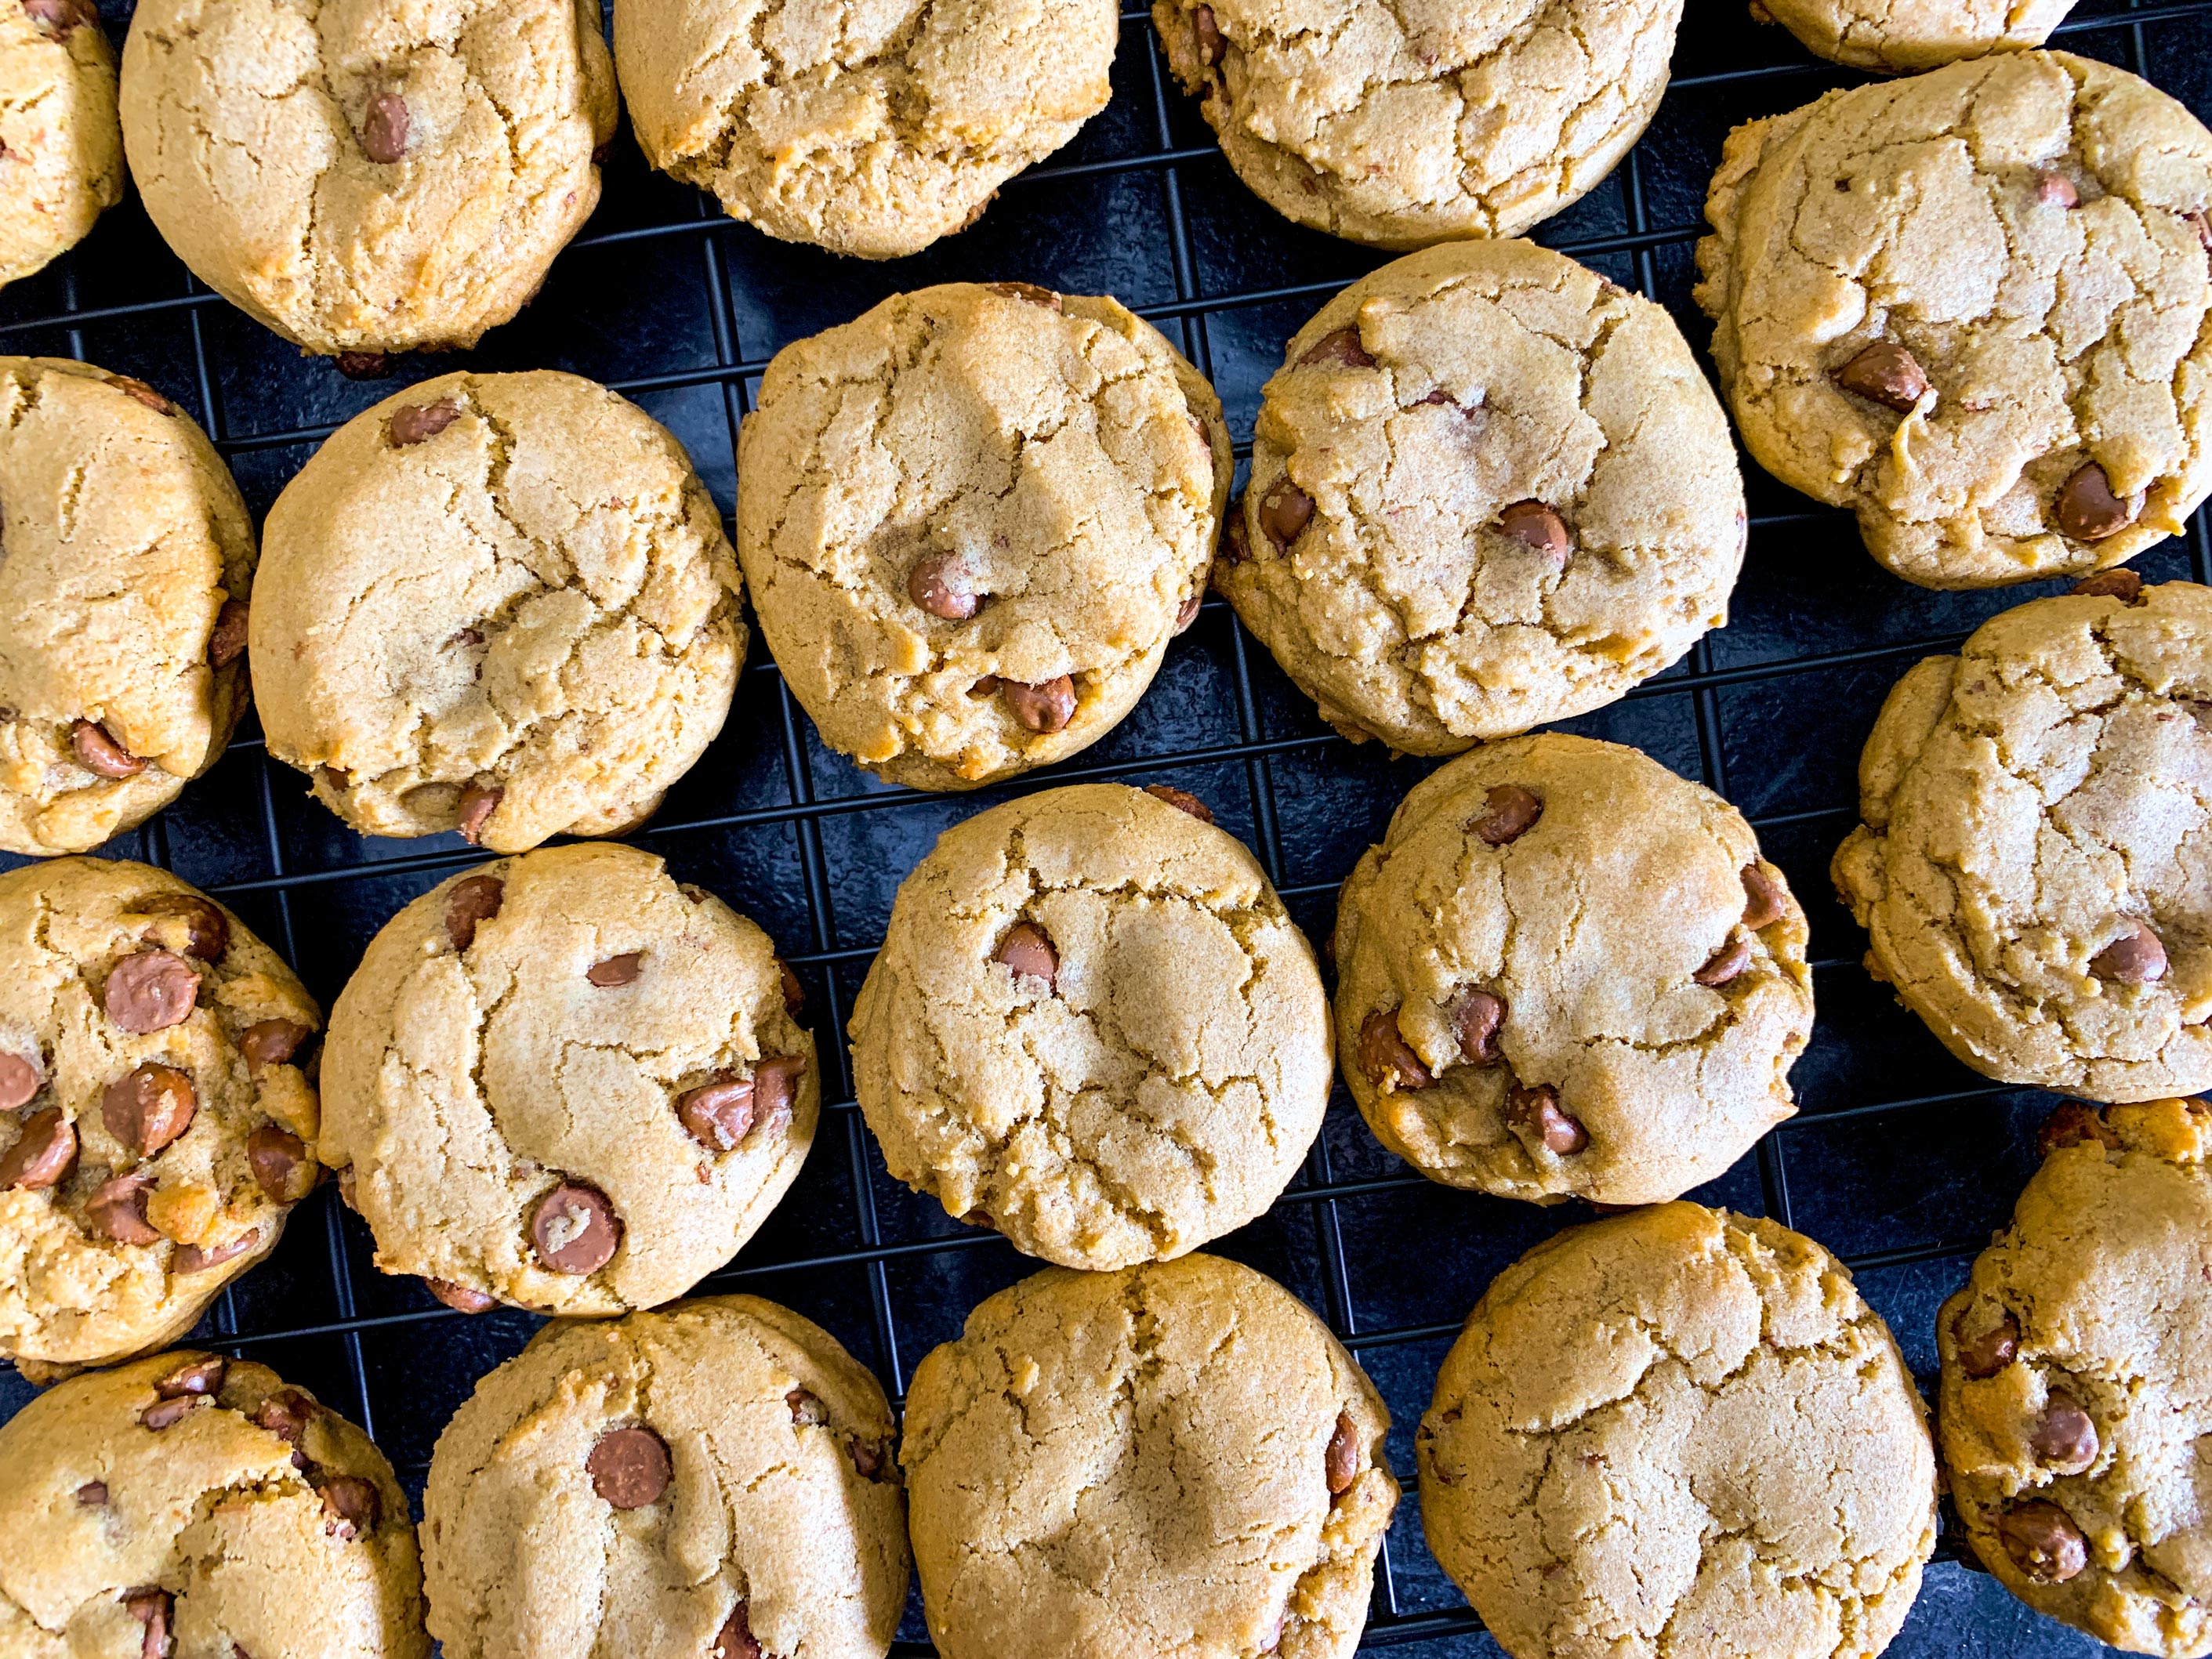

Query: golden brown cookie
[[0, 0, 122, 288], [1753, 0, 2076, 70]]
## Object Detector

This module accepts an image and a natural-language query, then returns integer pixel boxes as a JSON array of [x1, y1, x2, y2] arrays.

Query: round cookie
[[1222, 241, 1746, 752], [614, 0, 1116, 259], [252, 371, 745, 853], [0, 1349, 426, 1659], [118, 0, 615, 359], [1833, 578, 2212, 1100], [1753, 0, 2076, 71], [1938, 1097, 2212, 1657], [902, 1255, 1396, 1659], [0, 859, 323, 1375], [317, 844, 817, 1317], [0, 0, 123, 288], [1154, 0, 1681, 248], [736, 282, 1230, 791], [1695, 52, 2212, 589], [1420, 1203, 1938, 1659], [422, 1297, 908, 1659], [1334, 734, 1813, 1206], [0, 359, 256, 857], [850, 782, 1330, 1270]]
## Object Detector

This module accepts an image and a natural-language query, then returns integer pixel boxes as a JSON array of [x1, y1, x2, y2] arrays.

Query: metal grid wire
[[5, 2, 2212, 1652]]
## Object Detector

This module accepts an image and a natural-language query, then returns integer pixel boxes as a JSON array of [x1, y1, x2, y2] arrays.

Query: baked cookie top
[[0, 0, 123, 288], [422, 1297, 908, 1659], [0, 1350, 426, 1659], [0, 359, 256, 857], [1696, 51, 2212, 589], [850, 782, 1331, 1270], [1939, 1097, 2212, 1658], [615, 0, 1117, 259], [901, 1255, 1397, 1659], [1335, 734, 1812, 1205], [1419, 1203, 1938, 1659], [736, 283, 1229, 791], [1153, 0, 1681, 247], [0, 858, 322, 1372], [318, 844, 816, 1317], [1833, 578, 2212, 1100], [252, 370, 745, 853], [1222, 240, 1746, 753], [1754, 0, 2076, 71], [118, 0, 616, 355]]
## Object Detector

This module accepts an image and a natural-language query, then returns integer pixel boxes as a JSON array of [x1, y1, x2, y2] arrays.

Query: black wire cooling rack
[[5, 2, 2212, 1654]]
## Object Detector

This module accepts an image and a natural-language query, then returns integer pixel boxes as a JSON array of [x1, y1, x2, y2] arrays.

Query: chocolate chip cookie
[[1696, 51, 2212, 589], [1335, 734, 1812, 1206], [1420, 1202, 1938, 1659], [850, 783, 1330, 1270], [1220, 241, 1746, 752], [1940, 1097, 2212, 1657], [1155, 0, 1682, 247], [0, 858, 323, 1375], [0, 1349, 426, 1659], [736, 283, 1230, 791], [317, 844, 816, 1317], [0, 0, 122, 289], [118, 0, 615, 357], [1753, 0, 2076, 70], [252, 371, 745, 853], [615, 0, 1116, 259], [903, 1255, 1395, 1659], [1834, 579, 2212, 1100], [423, 1296, 907, 1659], [0, 358, 257, 857]]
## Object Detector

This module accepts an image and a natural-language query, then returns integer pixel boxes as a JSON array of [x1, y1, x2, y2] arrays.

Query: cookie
[[1420, 1202, 1938, 1659], [1753, 0, 2076, 70], [902, 1255, 1396, 1659], [736, 282, 1229, 791], [252, 371, 745, 853], [0, 359, 257, 857], [850, 782, 1330, 1270], [1220, 241, 1746, 752], [422, 1297, 908, 1659], [1695, 52, 2212, 589], [0, 1349, 426, 1659], [0, 0, 122, 288], [1155, 0, 1681, 248], [118, 0, 615, 358], [1833, 579, 2212, 1100], [317, 844, 816, 1317], [1334, 734, 1812, 1206], [0, 858, 323, 1374], [614, 0, 1116, 259], [1939, 1097, 2212, 1657]]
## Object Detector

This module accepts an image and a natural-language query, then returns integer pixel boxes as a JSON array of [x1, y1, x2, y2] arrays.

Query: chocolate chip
[[0, 1050, 38, 1109], [1324, 1411, 1358, 1494], [1358, 1009, 1431, 1091], [1258, 481, 1313, 550], [714, 1603, 763, 1659], [123, 1589, 172, 1659], [1143, 784, 1213, 823], [787, 1386, 828, 1425], [531, 1182, 621, 1274], [1507, 1084, 1586, 1154], [968, 675, 1002, 699], [388, 397, 459, 447], [1953, 1307, 2020, 1378], [587, 1425, 672, 1508], [141, 1397, 200, 1430], [252, 1389, 316, 1452], [1497, 501, 1570, 565], [2054, 462, 2136, 541], [246, 1124, 314, 1203], [238, 1020, 312, 1074], [103, 1063, 198, 1156], [1221, 509, 1250, 565], [137, 893, 229, 963], [20, 0, 96, 38], [982, 281, 1061, 310], [908, 551, 982, 620], [76, 1480, 107, 1505], [0, 1105, 74, 1187], [778, 958, 804, 1015], [678, 1074, 756, 1151], [1003, 675, 1076, 734], [72, 719, 144, 779], [587, 952, 643, 988], [1999, 1500, 2087, 1583], [175, 1229, 259, 1272], [317, 1475, 381, 1539], [750, 1056, 804, 1137], [1297, 327, 1374, 370], [1833, 342, 1931, 413], [456, 782, 502, 845], [1467, 784, 1542, 846], [105, 951, 199, 1034], [86, 1171, 158, 1243], [996, 922, 1058, 990], [1693, 936, 1753, 987], [2036, 1099, 2122, 1161], [423, 1277, 496, 1313], [209, 601, 250, 668], [2092, 920, 2166, 983], [1740, 863, 1786, 929], [156, 1356, 227, 1398], [105, 376, 174, 416], [1175, 593, 1202, 633], [851, 1438, 891, 1480], [444, 873, 504, 951], [1449, 989, 1505, 1065], [2029, 1390, 2098, 1472], [360, 92, 410, 163], [335, 352, 393, 380], [1191, 2, 1225, 66], [2071, 567, 2144, 602], [2036, 171, 2079, 208]]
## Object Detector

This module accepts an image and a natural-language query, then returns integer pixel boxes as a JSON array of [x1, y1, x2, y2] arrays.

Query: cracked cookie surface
[[1221, 241, 1745, 753], [317, 844, 816, 1316], [736, 283, 1230, 791], [0, 2, 122, 289], [1153, 0, 1681, 247], [1833, 581, 2212, 1099], [1334, 734, 1812, 1206], [0, 1349, 426, 1659], [1420, 1202, 1938, 1659], [118, 0, 615, 356], [0, 858, 323, 1372], [902, 1255, 1397, 1659], [0, 358, 257, 857], [1938, 1098, 2212, 1657], [423, 1296, 908, 1659], [1695, 51, 2212, 589], [1753, 0, 2075, 70], [614, 0, 1116, 259], [252, 370, 745, 853], [850, 783, 1330, 1270]]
